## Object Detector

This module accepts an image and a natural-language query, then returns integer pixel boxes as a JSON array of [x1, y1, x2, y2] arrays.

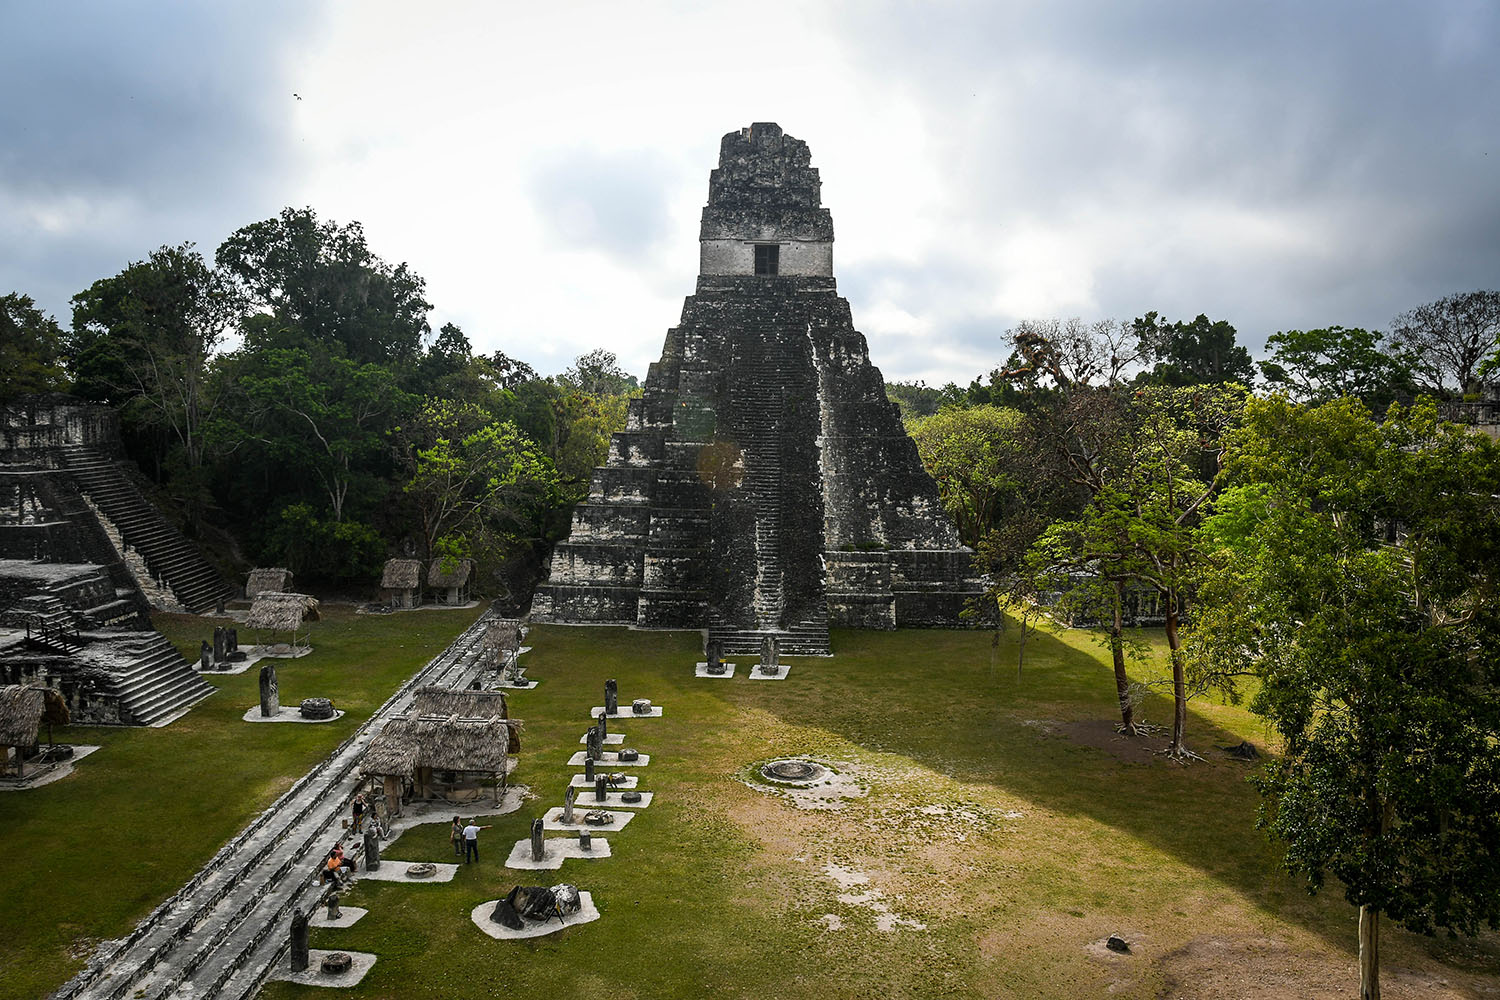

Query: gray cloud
[[527, 149, 687, 264], [0, 1, 322, 321]]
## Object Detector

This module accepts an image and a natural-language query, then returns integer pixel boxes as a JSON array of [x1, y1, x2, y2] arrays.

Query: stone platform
[[504, 837, 612, 870], [541, 807, 634, 833], [566, 750, 649, 767], [470, 893, 600, 940]]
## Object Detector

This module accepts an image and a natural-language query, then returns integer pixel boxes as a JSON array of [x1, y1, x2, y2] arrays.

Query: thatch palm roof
[[246, 567, 293, 599], [245, 592, 320, 632], [382, 559, 424, 589], [427, 558, 474, 588], [482, 619, 521, 655], [0, 685, 68, 746], [412, 686, 508, 719], [361, 714, 520, 776]]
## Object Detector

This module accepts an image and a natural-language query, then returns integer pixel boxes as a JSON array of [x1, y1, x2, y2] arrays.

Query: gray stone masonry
[[531, 124, 983, 653]]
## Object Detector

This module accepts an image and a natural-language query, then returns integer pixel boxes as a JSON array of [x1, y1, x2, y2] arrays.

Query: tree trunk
[[1163, 592, 1187, 754], [1111, 580, 1134, 733], [1017, 619, 1028, 681], [1359, 904, 1380, 999]]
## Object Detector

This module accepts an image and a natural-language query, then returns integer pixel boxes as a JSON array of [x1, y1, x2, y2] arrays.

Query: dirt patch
[[1059, 719, 1173, 765], [1156, 935, 1481, 999]]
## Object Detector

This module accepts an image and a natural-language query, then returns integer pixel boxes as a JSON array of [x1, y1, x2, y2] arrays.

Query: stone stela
[[530, 122, 983, 657], [259, 664, 279, 717]]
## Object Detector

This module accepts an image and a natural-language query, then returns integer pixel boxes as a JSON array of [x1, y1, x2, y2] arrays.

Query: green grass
[[0, 604, 483, 1000], [3, 615, 1495, 999]]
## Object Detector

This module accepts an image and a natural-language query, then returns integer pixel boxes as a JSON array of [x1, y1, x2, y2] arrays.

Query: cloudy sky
[[4, 1, 1497, 385]]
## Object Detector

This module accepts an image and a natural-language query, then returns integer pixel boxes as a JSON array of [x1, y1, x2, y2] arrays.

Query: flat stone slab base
[[196, 656, 261, 675], [496, 678, 538, 689], [748, 665, 793, 682], [272, 949, 376, 987], [566, 750, 649, 767], [578, 732, 625, 745], [589, 705, 664, 718], [695, 663, 736, 678], [541, 807, 635, 833], [0, 745, 100, 791], [358, 861, 459, 883], [247, 644, 313, 659], [383, 787, 528, 845], [242, 706, 347, 724], [568, 773, 636, 789], [504, 837, 612, 869], [471, 893, 599, 939], [564, 790, 653, 809], [310, 906, 368, 928]]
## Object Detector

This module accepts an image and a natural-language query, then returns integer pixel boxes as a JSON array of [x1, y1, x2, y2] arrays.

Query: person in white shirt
[[461, 819, 491, 863]]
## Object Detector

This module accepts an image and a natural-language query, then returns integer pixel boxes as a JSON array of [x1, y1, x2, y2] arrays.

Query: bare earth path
[[52, 609, 498, 1000]]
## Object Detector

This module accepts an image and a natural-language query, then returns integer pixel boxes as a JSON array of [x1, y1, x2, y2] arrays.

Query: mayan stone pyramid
[[529, 123, 982, 654]]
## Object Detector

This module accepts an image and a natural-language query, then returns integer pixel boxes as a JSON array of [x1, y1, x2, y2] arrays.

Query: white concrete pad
[[566, 750, 649, 767], [566, 790, 653, 809], [242, 706, 347, 724], [568, 773, 636, 789], [0, 745, 100, 791], [357, 860, 459, 883], [196, 656, 261, 675], [471, 892, 600, 939], [270, 949, 376, 987], [695, 663, 736, 678], [309, 906, 368, 928], [504, 837, 612, 869], [748, 664, 793, 681], [578, 731, 625, 745], [496, 676, 537, 689], [247, 643, 313, 659], [541, 807, 634, 833], [589, 705, 664, 718]]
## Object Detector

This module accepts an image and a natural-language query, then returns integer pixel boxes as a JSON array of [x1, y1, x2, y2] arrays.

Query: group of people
[[450, 815, 491, 863]]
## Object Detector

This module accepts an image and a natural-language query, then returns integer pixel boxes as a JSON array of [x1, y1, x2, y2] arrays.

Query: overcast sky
[[4, 1, 1497, 386]]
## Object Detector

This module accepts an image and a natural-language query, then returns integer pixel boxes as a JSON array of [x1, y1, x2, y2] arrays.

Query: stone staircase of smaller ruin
[[7, 594, 85, 653], [100, 632, 215, 727], [59, 444, 233, 614]]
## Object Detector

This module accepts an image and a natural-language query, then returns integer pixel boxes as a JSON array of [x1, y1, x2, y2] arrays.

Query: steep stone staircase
[[58, 444, 233, 613], [7, 595, 85, 653], [101, 632, 215, 726]]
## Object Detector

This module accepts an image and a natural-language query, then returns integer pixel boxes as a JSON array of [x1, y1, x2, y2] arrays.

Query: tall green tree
[[909, 405, 1030, 549], [1135, 312, 1255, 387], [236, 347, 412, 521], [1258, 326, 1413, 412], [68, 244, 241, 522], [1190, 396, 1500, 1000], [217, 207, 431, 365], [0, 293, 70, 402]]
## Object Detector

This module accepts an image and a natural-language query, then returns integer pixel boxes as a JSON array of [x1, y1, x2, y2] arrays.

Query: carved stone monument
[[759, 636, 780, 676], [326, 892, 341, 920], [579, 829, 592, 850], [632, 698, 652, 715], [290, 910, 309, 972], [584, 756, 595, 781], [200, 640, 213, 671], [562, 787, 576, 825], [585, 725, 601, 761], [706, 638, 726, 675], [362, 829, 380, 872], [258, 664, 279, 717], [213, 626, 226, 663], [597, 710, 607, 740], [530, 817, 546, 860], [529, 123, 984, 654], [595, 775, 607, 802], [604, 678, 617, 715]]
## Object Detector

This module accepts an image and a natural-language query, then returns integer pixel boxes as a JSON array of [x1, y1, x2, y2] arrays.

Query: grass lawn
[[4, 614, 1496, 999], [0, 604, 484, 1000]]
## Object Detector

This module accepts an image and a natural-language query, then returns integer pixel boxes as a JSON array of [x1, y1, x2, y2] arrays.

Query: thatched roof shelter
[[0, 685, 68, 747], [382, 559, 424, 590], [245, 592, 321, 632], [245, 567, 293, 600], [361, 714, 520, 777], [427, 558, 474, 588], [412, 686, 508, 720]]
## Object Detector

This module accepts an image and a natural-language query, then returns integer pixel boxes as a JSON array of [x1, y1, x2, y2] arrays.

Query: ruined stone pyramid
[[529, 123, 982, 654]]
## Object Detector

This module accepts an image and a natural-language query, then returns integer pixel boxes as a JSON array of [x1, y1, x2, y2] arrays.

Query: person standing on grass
[[450, 815, 463, 858], [461, 818, 491, 863], [351, 793, 366, 834]]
